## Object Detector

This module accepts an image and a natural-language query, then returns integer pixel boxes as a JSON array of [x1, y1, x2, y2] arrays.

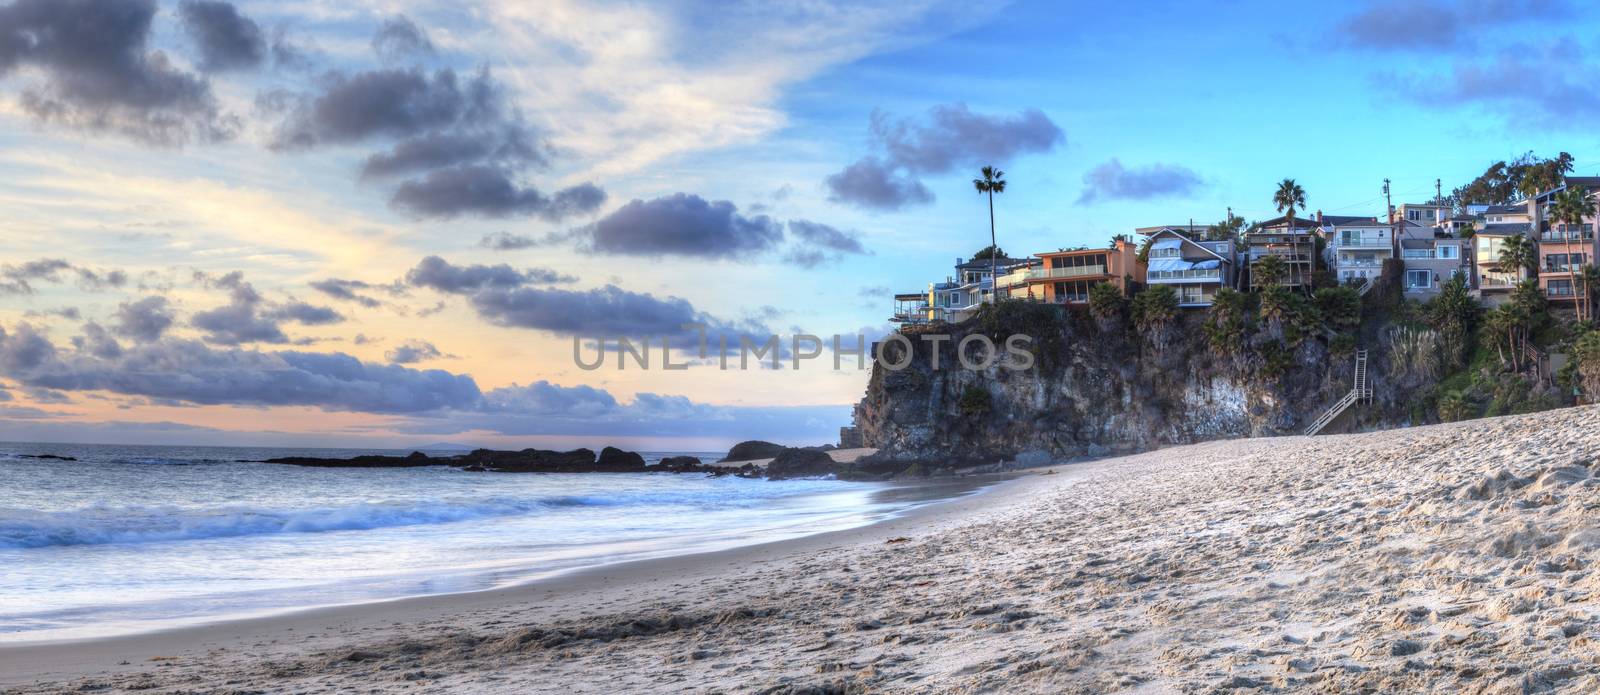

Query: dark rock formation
[[262, 451, 437, 468], [460, 448, 599, 473], [19, 454, 77, 461], [764, 448, 839, 480], [596, 446, 648, 471], [657, 455, 703, 470], [720, 440, 787, 462]]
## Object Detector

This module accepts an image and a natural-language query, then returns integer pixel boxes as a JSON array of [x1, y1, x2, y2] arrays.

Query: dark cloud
[[268, 67, 500, 149], [781, 219, 867, 268], [572, 193, 784, 259], [1389, 40, 1600, 127], [177, 0, 265, 72], [24, 306, 82, 321], [309, 279, 386, 308], [372, 15, 435, 62], [389, 165, 606, 220], [0, 259, 126, 295], [0, 0, 234, 145], [265, 301, 344, 326], [1076, 159, 1205, 204], [404, 256, 575, 293], [1336, 0, 1570, 52], [0, 325, 483, 413], [824, 157, 933, 211], [73, 322, 123, 359], [111, 295, 174, 342], [824, 103, 1063, 210], [478, 231, 539, 251], [360, 126, 549, 180], [857, 285, 892, 298], [384, 339, 443, 364], [190, 274, 341, 345]]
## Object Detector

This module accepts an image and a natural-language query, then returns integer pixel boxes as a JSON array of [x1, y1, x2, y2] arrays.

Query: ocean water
[[0, 442, 968, 642]]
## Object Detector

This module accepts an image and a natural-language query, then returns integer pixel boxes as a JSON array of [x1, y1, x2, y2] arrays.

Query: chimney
[[1315, 210, 1323, 225]]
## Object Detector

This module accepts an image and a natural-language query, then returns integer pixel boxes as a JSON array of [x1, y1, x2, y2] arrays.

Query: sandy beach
[[6, 406, 1600, 693]]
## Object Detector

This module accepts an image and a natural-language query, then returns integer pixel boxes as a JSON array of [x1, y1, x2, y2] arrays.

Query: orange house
[[1013, 239, 1146, 304]]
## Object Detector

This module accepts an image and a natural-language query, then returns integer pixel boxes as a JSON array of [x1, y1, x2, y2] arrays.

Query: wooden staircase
[[1304, 349, 1372, 436]]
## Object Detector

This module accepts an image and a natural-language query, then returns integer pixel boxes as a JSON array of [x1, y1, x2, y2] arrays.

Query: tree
[[1314, 286, 1361, 331], [1107, 233, 1132, 249], [1254, 254, 1287, 288], [973, 166, 1007, 302], [1204, 287, 1250, 356], [1206, 213, 1246, 242], [1581, 264, 1600, 325], [1130, 285, 1179, 348], [1426, 274, 1478, 369], [1087, 282, 1125, 324], [1498, 234, 1536, 281], [1274, 179, 1309, 280], [1549, 186, 1594, 321], [972, 245, 1007, 260]]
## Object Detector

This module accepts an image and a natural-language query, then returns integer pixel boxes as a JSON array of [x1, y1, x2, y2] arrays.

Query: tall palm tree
[[1273, 179, 1308, 284], [1582, 264, 1600, 323], [1550, 186, 1594, 320], [1498, 234, 1535, 284], [974, 166, 1007, 301]]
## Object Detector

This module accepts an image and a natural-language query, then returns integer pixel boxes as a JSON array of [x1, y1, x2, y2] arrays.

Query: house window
[[1437, 245, 1459, 259], [1151, 247, 1182, 258], [1405, 270, 1431, 289], [1549, 279, 1576, 297]]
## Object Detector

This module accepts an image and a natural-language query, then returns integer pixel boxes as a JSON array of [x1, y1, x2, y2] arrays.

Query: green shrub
[[958, 385, 991, 415]]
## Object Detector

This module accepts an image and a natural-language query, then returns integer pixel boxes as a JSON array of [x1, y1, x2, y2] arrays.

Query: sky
[[1, 0, 1598, 450]]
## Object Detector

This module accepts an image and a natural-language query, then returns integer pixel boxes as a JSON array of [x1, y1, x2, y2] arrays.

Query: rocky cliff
[[853, 293, 1501, 467]]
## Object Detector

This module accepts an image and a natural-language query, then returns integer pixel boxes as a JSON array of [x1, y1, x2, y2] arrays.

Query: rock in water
[[460, 448, 598, 472], [596, 447, 647, 471], [658, 455, 703, 471], [765, 448, 838, 480], [720, 440, 787, 462], [261, 451, 437, 468]]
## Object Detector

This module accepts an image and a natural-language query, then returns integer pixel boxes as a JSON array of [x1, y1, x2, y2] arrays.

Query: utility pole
[[1383, 179, 1393, 223], [1435, 178, 1442, 206]]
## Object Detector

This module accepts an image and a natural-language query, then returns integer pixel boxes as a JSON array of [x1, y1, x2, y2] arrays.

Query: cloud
[[1387, 39, 1600, 127], [268, 67, 501, 149], [177, 0, 265, 72], [360, 127, 549, 180], [0, 0, 234, 145], [389, 165, 606, 220], [0, 324, 483, 413], [0, 259, 127, 295], [265, 301, 343, 326], [372, 15, 435, 63], [824, 157, 933, 211], [824, 103, 1063, 210], [385, 339, 444, 364], [1076, 159, 1205, 204], [111, 296, 174, 342], [566, 193, 784, 259], [783, 221, 868, 268], [73, 322, 123, 360], [308, 278, 394, 308], [404, 256, 575, 293], [478, 231, 539, 250], [1335, 0, 1571, 52], [189, 273, 341, 345]]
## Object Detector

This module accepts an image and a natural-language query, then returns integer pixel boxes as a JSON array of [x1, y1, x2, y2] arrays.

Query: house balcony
[[1146, 268, 1223, 283], [1543, 263, 1589, 274], [1333, 235, 1389, 249], [1335, 258, 1387, 268], [1027, 265, 1108, 280], [1541, 228, 1595, 243]]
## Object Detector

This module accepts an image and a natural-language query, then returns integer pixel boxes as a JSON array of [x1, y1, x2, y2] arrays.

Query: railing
[[1147, 269, 1222, 281], [1335, 235, 1389, 247], [1029, 265, 1107, 280], [1305, 350, 1371, 436], [1336, 258, 1385, 267], [1541, 228, 1595, 242]]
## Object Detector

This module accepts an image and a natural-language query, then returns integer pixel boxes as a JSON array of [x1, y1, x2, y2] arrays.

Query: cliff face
[[855, 304, 1414, 465]]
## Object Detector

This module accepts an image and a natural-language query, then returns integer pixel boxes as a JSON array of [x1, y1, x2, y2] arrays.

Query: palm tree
[[1498, 234, 1535, 284], [974, 166, 1007, 302], [1273, 179, 1308, 283], [1582, 264, 1600, 323], [1550, 186, 1594, 320]]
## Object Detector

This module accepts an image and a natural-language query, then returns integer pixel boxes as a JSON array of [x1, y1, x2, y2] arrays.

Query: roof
[[893, 292, 926, 301], [1319, 215, 1379, 226], [1146, 228, 1229, 263], [1035, 247, 1112, 258], [1254, 215, 1318, 230], [1400, 239, 1433, 250], [1479, 223, 1532, 236], [955, 256, 1034, 270], [1484, 204, 1527, 215]]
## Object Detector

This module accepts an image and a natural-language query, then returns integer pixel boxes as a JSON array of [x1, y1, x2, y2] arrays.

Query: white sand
[[6, 407, 1600, 693], [720, 446, 878, 468]]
